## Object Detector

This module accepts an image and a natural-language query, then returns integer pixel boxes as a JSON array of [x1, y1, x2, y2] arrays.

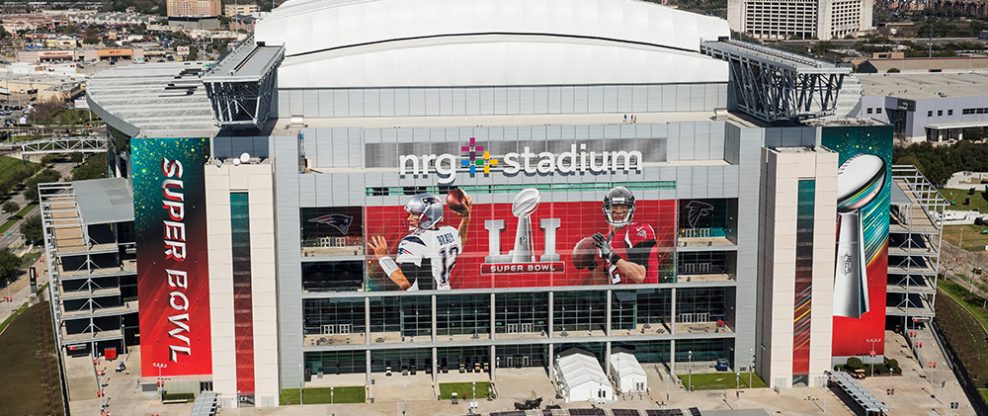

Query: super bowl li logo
[[480, 187, 564, 275]]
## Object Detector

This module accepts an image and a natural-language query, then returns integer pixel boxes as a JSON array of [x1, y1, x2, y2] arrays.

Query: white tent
[[554, 348, 615, 403], [609, 351, 647, 393]]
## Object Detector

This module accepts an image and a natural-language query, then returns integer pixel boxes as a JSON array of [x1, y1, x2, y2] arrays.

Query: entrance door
[[322, 324, 334, 334], [521, 323, 533, 333], [507, 324, 518, 333], [521, 356, 530, 367], [339, 324, 351, 335], [506, 356, 513, 367]]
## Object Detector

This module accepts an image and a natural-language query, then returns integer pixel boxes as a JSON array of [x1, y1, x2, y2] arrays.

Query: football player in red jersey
[[587, 186, 659, 284]]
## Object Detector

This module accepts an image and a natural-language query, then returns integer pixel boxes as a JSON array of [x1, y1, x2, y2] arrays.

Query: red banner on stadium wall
[[133, 138, 212, 377], [364, 192, 677, 290]]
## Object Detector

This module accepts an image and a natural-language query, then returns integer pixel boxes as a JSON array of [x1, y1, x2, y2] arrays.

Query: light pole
[[735, 372, 740, 409], [330, 386, 335, 416], [866, 338, 881, 377], [749, 347, 754, 388], [152, 362, 167, 401], [687, 350, 693, 392], [298, 363, 304, 405]]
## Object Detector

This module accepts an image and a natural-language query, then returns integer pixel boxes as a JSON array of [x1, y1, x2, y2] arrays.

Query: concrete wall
[[756, 147, 836, 389], [206, 161, 281, 408]]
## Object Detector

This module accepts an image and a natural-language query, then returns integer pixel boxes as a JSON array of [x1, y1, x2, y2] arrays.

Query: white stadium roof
[[254, 0, 730, 88]]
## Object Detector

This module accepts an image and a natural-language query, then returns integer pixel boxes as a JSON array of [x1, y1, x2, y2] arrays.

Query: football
[[446, 188, 468, 214], [572, 237, 599, 270], [511, 188, 541, 217], [836, 154, 885, 212]]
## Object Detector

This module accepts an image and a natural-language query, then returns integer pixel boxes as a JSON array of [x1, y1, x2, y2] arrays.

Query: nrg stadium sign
[[399, 137, 644, 183]]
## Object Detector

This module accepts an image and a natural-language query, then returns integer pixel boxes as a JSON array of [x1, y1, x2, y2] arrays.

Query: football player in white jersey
[[369, 192, 472, 290]]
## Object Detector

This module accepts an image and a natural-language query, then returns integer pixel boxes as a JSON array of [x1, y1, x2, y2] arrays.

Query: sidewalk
[[0, 254, 46, 330]]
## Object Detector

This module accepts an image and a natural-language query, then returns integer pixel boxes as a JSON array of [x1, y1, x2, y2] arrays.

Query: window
[[928, 111, 933, 117], [938, 110, 943, 116], [948, 109, 953, 116], [866, 108, 873, 114], [876, 108, 883, 114]]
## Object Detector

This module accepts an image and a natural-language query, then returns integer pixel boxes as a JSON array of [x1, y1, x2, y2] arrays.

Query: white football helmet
[[405, 193, 444, 229]]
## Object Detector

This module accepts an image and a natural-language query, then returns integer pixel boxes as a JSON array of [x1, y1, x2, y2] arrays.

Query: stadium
[[38, 0, 943, 410]]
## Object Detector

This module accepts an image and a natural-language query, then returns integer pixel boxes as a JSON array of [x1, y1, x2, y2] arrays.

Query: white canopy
[[554, 348, 615, 403], [609, 351, 647, 393]]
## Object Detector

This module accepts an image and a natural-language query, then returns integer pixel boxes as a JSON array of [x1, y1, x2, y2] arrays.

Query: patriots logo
[[308, 213, 354, 234], [685, 201, 715, 228]]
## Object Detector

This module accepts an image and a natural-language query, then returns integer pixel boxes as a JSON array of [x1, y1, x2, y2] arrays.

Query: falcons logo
[[685, 201, 714, 228], [308, 213, 353, 234]]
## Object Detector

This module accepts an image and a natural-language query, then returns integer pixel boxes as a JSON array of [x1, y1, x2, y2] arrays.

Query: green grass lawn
[[937, 281, 988, 389], [15, 203, 36, 218], [0, 301, 64, 415], [942, 188, 988, 213], [677, 372, 767, 390], [0, 218, 16, 234], [943, 224, 988, 251], [280, 386, 365, 405], [980, 388, 988, 407], [0, 155, 40, 195], [940, 280, 988, 332], [439, 381, 492, 399]]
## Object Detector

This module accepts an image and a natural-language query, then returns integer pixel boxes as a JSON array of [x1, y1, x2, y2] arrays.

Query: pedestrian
[[623, 114, 628, 123]]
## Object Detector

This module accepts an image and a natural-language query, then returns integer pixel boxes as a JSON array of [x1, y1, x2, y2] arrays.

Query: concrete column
[[365, 297, 371, 346], [431, 294, 437, 343], [489, 345, 496, 382], [670, 339, 677, 374], [490, 293, 496, 340], [432, 347, 438, 384], [605, 289, 612, 336], [670, 287, 677, 336], [548, 343, 555, 381], [547, 291, 554, 338], [365, 350, 371, 387]]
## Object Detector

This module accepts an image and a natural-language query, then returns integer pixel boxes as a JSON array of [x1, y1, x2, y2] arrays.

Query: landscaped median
[[676, 372, 766, 390], [280, 386, 366, 405], [439, 381, 492, 400]]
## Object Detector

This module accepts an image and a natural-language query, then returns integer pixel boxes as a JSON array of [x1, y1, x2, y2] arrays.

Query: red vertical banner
[[133, 138, 213, 377]]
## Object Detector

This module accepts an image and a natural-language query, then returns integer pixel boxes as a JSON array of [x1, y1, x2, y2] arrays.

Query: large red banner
[[364, 188, 676, 290], [133, 138, 212, 377]]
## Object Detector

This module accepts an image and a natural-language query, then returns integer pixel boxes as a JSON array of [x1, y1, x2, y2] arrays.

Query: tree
[[24, 169, 62, 203], [20, 214, 42, 244], [846, 357, 864, 371], [2, 200, 18, 215], [71, 156, 108, 181], [0, 249, 19, 285], [887, 68, 901, 73]]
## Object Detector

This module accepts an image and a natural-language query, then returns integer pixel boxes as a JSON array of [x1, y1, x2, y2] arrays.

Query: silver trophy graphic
[[509, 188, 540, 262], [483, 188, 561, 264], [833, 154, 885, 319]]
